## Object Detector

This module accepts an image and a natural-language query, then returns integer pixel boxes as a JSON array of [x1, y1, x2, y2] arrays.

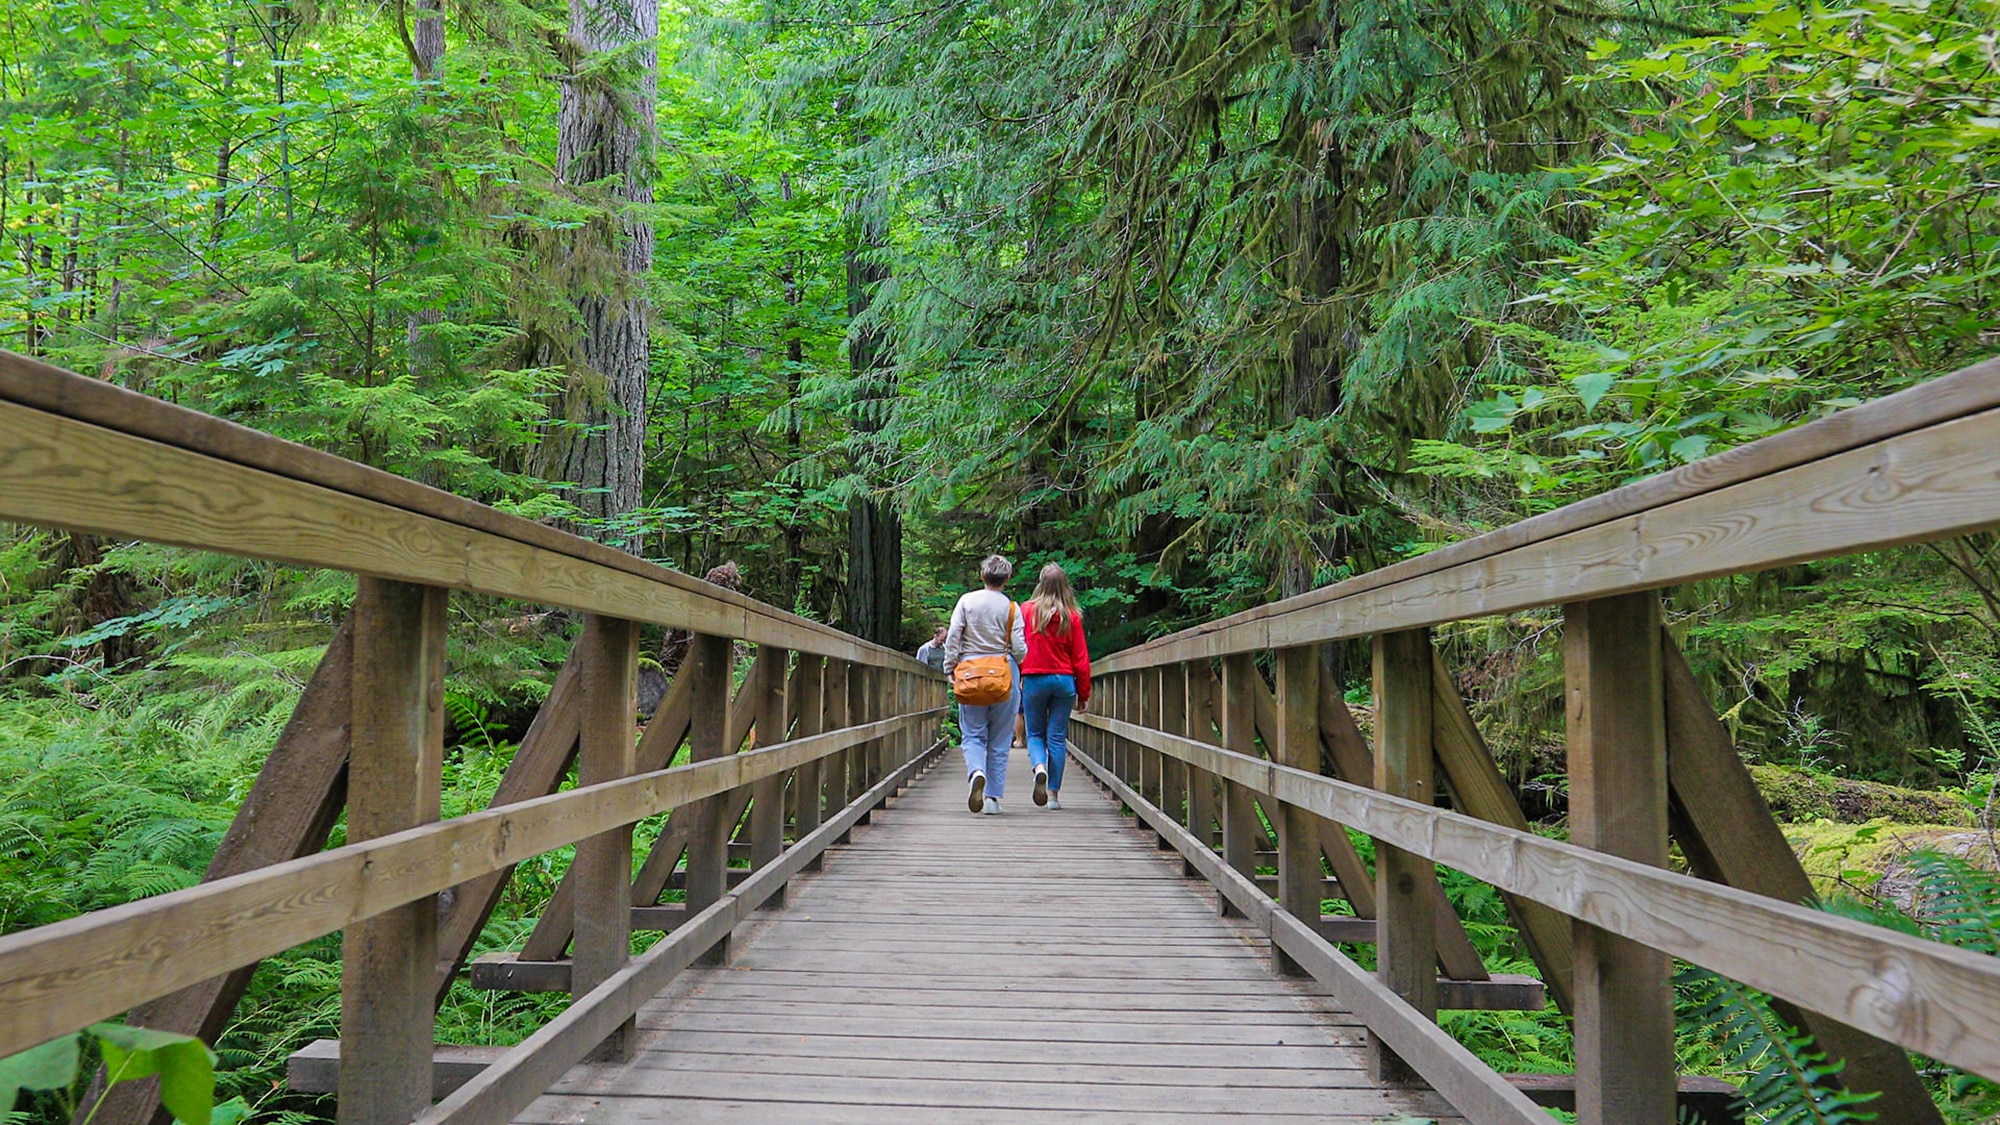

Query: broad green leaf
[[91, 1025, 216, 1125], [1571, 371, 1616, 413], [0, 1033, 82, 1112]]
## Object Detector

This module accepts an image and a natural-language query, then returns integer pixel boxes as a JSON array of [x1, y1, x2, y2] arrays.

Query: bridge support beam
[[340, 578, 447, 1125], [750, 646, 791, 908], [793, 656, 827, 871], [1272, 647, 1322, 977], [1565, 593, 1676, 1123], [684, 633, 734, 966], [1218, 656, 1260, 918], [573, 615, 638, 1061], [1371, 628, 1438, 1083]]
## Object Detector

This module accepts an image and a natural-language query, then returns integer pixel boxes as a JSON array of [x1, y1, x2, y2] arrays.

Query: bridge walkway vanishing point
[[7, 346, 2000, 1125], [517, 751, 1459, 1125]]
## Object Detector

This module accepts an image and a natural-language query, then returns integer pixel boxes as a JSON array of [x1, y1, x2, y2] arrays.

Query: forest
[[2, 0, 1999, 1119]]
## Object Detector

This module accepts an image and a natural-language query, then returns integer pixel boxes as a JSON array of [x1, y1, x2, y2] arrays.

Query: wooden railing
[[0, 350, 948, 1125], [1072, 355, 2000, 1124]]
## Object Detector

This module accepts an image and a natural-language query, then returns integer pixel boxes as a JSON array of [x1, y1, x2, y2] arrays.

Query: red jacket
[[1021, 605, 1091, 705]]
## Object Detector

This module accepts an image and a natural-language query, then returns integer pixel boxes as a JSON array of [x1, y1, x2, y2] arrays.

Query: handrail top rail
[[1073, 709, 2000, 1082], [0, 349, 931, 674], [1095, 356, 2000, 673]]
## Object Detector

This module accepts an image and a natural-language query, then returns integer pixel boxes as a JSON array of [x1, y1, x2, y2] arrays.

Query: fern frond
[[1676, 966, 1879, 1124]]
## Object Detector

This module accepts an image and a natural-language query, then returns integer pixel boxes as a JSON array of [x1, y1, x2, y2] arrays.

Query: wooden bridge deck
[[516, 750, 1461, 1123]]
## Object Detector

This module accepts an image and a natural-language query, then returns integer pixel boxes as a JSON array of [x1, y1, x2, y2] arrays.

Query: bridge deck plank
[[516, 753, 1461, 1123]]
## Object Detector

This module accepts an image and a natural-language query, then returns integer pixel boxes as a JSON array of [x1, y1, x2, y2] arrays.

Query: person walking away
[[915, 624, 948, 672], [1019, 563, 1089, 809], [945, 555, 1027, 814]]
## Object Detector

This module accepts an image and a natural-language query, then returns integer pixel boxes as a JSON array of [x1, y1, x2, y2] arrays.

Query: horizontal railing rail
[[1078, 358, 2000, 1123], [0, 710, 942, 1057], [0, 349, 950, 1125], [1075, 712, 2000, 1079], [1096, 356, 2000, 674], [0, 350, 928, 669]]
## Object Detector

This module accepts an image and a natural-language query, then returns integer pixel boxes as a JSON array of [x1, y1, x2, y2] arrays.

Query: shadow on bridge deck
[[516, 750, 1460, 1124]]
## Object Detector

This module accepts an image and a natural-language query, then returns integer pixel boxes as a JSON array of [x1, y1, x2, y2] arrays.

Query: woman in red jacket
[[1020, 563, 1091, 809]]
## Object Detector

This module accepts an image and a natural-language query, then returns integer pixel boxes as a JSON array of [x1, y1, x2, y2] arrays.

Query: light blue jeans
[[959, 661, 1020, 798], [1022, 673, 1076, 793]]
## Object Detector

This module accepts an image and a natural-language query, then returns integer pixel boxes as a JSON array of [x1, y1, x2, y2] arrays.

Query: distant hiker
[[1020, 563, 1090, 810], [945, 555, 1027, 814], [915, 624, 949, 672]]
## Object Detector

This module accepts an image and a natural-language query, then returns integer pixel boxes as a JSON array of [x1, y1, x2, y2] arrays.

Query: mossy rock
[[1784, 818, 1999, 911], [1749, 763, 1974, 826]]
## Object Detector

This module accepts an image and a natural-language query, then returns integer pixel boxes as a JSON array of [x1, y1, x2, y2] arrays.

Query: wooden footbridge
[[3, 350, 2000, 1124]]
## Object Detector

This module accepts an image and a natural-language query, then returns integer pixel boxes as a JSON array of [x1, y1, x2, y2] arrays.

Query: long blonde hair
[[1027, 563, 1081, 637]]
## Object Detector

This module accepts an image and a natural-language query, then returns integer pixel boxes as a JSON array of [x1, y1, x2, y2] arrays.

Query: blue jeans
[[1022, 673, 1076, 793], [959, 661, 1021, 798]]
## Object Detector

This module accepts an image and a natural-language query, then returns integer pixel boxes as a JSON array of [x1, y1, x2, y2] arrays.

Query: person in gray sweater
[[944, 554, 1029, 814]]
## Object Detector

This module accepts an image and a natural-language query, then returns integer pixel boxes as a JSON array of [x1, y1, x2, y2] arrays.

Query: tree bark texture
[[842, 183, 901, 645], [539, 0, 658, 528]]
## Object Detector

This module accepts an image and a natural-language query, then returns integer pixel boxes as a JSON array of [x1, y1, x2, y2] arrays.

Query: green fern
[[1676, 967, 1879, 1125]]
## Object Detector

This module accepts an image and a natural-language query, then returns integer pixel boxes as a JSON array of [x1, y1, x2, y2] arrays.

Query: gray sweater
[[943, 588, 1028, 673]]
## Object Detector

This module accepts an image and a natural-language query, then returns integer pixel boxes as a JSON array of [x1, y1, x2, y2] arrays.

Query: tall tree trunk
[[537, 0, 657, 534], [778, 172, 806, 611], [1275, 1, 1347, 599], [842, 185, 901, 646], [406, 0, 445, 378]]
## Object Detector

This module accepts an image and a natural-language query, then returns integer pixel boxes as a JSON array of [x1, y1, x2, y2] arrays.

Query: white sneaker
[[1047, 795, 1061, 810], [1033, 766, 1049, 807], [968, 771, 986, 814], [983, 797, 1002, 815]]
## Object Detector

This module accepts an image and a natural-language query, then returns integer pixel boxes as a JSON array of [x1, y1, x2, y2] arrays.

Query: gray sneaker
[[1047, 795, 1062, 810], [983, 797, 1002, 815], [967, 771, 986, 813]]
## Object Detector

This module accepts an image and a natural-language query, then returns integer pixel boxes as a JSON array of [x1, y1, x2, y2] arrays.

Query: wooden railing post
[[851, 666, 876, 823], [750, 646, 791, 908], [684, 633, 733, 966], [1218, 655, 1260, 916], [1158, 664, 1188, 833], [826, 660, 854, 842], [338, 578, 447, 1125], [1272, 646, 1321, 976], [1140, 667, 1163, 812], [1188, 665, 1219, 855], [573, 614, 638, 1060], [794, 655, 827, 871], [1372, 628, 1437, 1082], [1565, 594, 1675, 1122]]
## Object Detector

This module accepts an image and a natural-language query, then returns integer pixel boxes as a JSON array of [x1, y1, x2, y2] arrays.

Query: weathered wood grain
[[1371, 629, 1437, 1083], [1072, 710, 2000, 1082], [0, 395, 937, 672], [1425, 651, 1567, 1009], [418, 745, 944, 1125], [1074, 748, 1547, 1125], [433, 647, 583, 997], [1662, 636, 1942, 1123], [82, 618, 355, 1125], [0, 708, 936, 1057], [1096, 357, 2000, 674], [0, 353, 938, 674], [749, 647, 791, 908], [341, 580, 447, 1125], [1218, 656, 1260, 915], [1566, 595, 1675, 1124], [572, 615, 638, 1061], [1271, 647, 1321, 977]]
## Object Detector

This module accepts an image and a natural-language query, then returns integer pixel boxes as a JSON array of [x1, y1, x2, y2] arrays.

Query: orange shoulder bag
[[951, 601, 1017, 706]]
